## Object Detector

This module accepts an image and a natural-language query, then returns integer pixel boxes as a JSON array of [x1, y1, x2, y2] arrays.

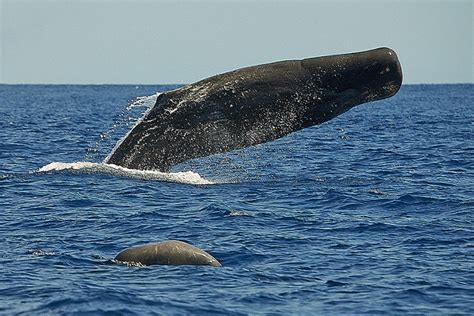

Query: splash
[[41, 92, 216, 185], [86, 93, 161, 162], [38, 162, 213, 185], [102, 94, 158, 164]]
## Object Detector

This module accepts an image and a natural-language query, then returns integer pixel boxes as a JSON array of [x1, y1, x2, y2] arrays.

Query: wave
[[37, 161, 213, 185]]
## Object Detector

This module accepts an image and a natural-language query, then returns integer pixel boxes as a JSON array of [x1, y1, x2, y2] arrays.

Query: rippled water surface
[[0, 84, 473, 314]]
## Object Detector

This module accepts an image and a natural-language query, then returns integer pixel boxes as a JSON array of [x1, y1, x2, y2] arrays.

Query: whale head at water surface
[[106, 47, 402, 171], [114, 240, 221, 267]]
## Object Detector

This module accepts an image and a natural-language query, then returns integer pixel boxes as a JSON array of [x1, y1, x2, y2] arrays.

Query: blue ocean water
[[0, 84, 472, 314]]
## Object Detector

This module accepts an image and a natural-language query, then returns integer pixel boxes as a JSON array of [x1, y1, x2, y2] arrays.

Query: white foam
[[228, 210, 254, 217], [38, 161, 213, 185], [38, 161, 96, 172]]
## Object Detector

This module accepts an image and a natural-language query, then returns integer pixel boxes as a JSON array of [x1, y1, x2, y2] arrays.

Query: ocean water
[[0, 84, 472, 314]]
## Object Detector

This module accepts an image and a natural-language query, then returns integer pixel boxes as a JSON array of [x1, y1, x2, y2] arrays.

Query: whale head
[[350, 47, 403, 102], [299, 47, 403, 126]]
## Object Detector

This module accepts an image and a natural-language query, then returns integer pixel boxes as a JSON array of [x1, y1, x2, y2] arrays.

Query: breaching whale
[[115, 240, 221, 267], [106, 47, 402, 171]]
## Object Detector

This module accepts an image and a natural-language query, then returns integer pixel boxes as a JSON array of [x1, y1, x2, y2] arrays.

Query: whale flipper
[[106, 47, 402, 171]]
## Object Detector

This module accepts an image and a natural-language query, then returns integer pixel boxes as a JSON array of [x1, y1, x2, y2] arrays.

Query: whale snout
[[360, 47, 403, 99]]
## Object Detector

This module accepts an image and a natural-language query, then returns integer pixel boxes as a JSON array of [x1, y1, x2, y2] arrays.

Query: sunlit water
[[0, 84, 472, 314]]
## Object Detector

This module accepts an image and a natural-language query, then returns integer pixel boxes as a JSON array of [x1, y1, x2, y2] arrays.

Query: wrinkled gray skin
[[114, 240, 221, 267], [107, 47, 402, 171]]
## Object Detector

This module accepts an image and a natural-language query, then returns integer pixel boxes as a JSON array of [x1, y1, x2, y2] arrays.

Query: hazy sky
[[1, 0, 472, 84]]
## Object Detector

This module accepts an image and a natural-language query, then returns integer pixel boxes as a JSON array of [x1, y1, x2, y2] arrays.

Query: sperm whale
[[106, 47, 402, 171]]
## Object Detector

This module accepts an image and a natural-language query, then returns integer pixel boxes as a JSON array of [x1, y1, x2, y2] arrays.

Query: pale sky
[[1, 0, 472, 84]]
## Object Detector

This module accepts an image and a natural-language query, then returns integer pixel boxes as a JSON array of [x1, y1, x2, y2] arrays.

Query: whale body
[[114, 240, 221, 267], [106, 47, 402, 171]]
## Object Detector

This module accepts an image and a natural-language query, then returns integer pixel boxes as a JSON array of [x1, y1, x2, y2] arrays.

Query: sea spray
[[85, 93, 160, 163]]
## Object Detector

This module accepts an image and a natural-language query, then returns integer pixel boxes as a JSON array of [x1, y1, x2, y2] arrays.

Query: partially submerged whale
[[106, 47, 402, 171], [114, 240, 221, 267]]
